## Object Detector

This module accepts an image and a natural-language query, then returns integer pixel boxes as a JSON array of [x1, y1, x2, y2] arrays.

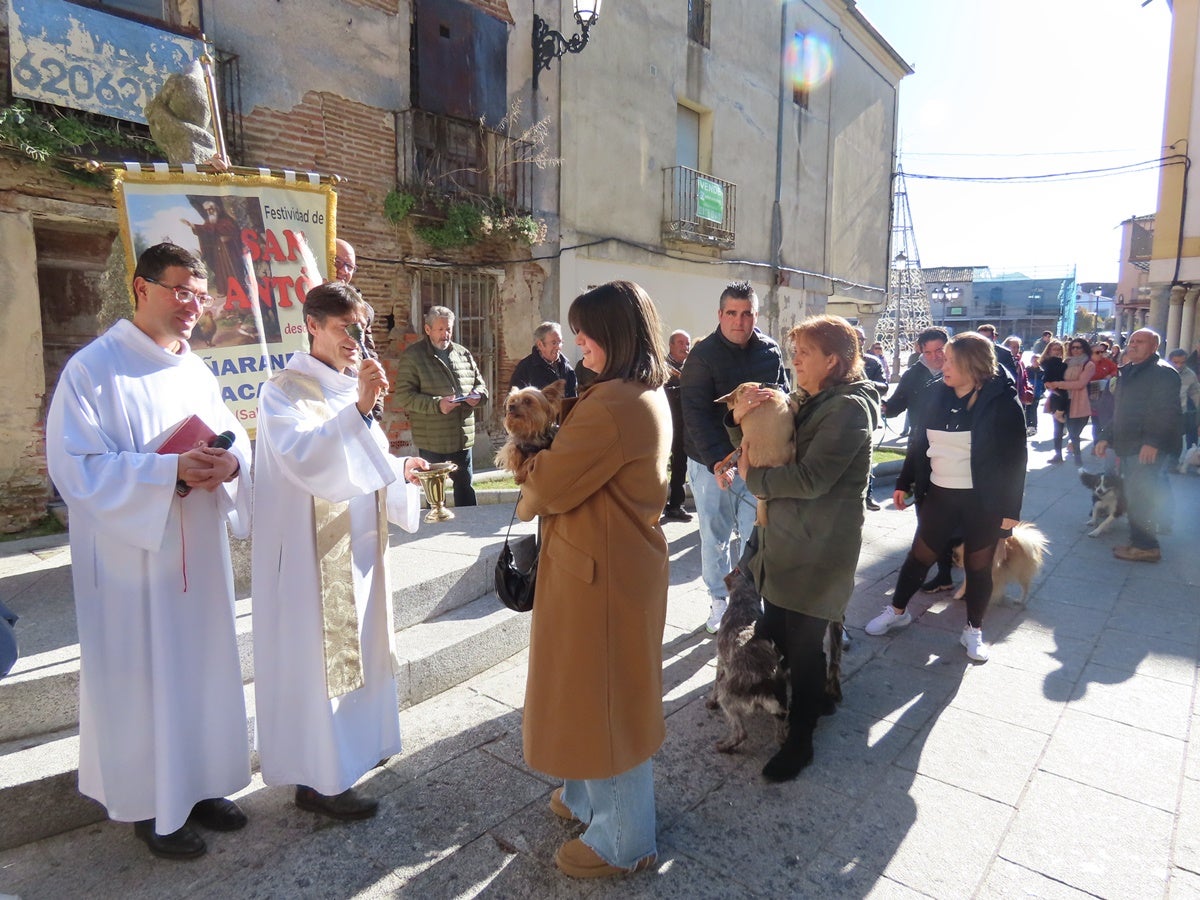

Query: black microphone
[[176, 430, 237, 497]]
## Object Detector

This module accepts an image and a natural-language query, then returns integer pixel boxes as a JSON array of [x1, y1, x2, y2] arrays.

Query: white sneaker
[[865, 606, 912, 636], [960, 626, 990, 662], [705, 596, 728, 634]]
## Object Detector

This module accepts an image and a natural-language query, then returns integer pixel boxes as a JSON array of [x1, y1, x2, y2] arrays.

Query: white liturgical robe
[[45, 319, 252, 835], [251, 351, 418, 796]]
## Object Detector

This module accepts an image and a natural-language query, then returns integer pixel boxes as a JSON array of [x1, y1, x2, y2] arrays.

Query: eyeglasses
[[144, 277, 214, 309], [334, 257, 357, 275]]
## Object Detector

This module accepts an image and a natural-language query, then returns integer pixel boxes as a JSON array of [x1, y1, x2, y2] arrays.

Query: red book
[[156, 415, 218, 455]]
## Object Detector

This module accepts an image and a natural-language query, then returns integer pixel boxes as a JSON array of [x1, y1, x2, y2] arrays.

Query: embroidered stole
[[271, 370, 388, 700]]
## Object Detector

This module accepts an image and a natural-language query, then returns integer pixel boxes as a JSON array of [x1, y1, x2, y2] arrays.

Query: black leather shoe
[[865, 497, 881, 511], [662, 506, 693, 522], [133, 820, 206, 860], [189, 797, 247, 832], [920, 574, 955, 593], [295, 785, 378, 821], [762, 729, 815, 783]]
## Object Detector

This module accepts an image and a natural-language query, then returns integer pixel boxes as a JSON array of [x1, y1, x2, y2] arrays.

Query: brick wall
[[240, 89, 544, 463], [471, 0, 515, 24]]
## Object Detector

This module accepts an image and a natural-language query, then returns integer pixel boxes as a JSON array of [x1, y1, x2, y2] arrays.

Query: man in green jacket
[[394, 305, 489, 506]]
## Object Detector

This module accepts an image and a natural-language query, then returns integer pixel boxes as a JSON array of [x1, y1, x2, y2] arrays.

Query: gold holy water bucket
[[414, 461, 457, 523]]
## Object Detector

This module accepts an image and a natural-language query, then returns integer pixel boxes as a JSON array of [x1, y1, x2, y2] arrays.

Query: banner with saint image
[[115, 167, 336, 437]]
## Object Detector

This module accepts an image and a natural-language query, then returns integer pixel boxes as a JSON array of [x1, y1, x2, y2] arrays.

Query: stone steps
[[0, 502, 534, 851]]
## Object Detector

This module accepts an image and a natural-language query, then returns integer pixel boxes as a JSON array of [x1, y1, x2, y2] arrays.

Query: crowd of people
[[44, 245, 1200, 880]]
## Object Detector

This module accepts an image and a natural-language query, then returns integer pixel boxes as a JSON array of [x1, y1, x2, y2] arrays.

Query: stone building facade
[[0, 0, 906, 532]]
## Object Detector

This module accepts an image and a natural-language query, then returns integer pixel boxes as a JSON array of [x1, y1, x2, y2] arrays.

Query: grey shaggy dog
[[706, 569, 844, 753]]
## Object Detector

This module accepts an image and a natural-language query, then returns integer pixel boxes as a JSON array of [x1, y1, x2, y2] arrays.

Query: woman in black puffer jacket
[[866, 332, 1028, 662]]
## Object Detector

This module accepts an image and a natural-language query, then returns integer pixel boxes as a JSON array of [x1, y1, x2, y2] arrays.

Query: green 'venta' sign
[[696, 178, 724, 223]]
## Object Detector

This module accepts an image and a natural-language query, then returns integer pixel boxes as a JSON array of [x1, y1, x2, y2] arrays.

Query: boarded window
[[413, 0, 508, 128]]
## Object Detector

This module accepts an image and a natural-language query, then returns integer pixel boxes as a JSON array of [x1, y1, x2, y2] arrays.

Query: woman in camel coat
[[517, 280, 670, 879]]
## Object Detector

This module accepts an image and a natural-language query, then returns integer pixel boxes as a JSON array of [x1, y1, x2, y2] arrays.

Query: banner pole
[[198, 48, 229, 166]]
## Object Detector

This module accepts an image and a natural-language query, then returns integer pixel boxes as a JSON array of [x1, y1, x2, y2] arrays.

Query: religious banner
[[114, 166, 336, 436]]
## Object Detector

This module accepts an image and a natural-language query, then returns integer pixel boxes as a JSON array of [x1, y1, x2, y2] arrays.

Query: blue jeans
[[416, 447, 476, 507], [559, 758, 656, 869], [1121, 454, 1165, 550], [687, 457, 758, 599]]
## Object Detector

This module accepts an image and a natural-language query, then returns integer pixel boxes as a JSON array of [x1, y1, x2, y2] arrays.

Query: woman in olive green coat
[[730, 315, 881, 781]]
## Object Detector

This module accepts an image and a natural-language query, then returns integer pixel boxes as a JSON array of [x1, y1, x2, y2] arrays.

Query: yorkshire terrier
[[714, 383, 798, 525], [495, 379, 566, 484]]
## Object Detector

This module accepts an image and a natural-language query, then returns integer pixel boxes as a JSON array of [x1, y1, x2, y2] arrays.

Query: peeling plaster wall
[[496, 261, 549, 392], [0, 212, 49, 532], [203, 0, 408, 114]]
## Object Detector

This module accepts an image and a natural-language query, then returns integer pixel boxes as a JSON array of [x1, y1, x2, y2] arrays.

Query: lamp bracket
[[533, 13, 593, 88]]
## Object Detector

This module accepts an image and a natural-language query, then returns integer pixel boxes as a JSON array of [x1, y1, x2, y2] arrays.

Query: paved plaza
[[1, 422, 1199, 899]]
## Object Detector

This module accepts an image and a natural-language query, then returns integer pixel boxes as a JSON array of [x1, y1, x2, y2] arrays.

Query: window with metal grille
[[412, 267, 498, 401]]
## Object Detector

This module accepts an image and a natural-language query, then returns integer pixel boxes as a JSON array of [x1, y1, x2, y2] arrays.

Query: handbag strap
[[504, 492, 539, 549]]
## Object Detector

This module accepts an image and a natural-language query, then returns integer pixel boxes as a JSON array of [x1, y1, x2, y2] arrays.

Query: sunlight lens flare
[[786, 32, 833, 90]]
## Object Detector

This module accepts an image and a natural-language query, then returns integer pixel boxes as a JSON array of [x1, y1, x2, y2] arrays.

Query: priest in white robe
[[45, 243, 252, 861], [252, 280, 423, 821]]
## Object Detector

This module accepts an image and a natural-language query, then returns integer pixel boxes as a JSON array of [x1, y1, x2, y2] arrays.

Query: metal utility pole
[[875, 166, 933, 379]]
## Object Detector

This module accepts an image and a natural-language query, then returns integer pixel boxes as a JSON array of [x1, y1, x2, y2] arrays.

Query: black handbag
[[494, 499, 538, 613]]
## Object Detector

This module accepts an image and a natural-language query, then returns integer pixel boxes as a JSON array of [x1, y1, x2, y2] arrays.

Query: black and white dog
[[1080, 471, 1126, 537]]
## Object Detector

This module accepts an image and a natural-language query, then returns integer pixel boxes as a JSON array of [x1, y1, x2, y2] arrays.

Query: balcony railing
[[662, 166, 736, 249], [215, 50, 244, 165], [396, 108, 533, 213]]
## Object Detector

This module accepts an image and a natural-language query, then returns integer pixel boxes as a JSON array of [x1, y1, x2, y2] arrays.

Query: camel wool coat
[[516, 378, 671, 780]]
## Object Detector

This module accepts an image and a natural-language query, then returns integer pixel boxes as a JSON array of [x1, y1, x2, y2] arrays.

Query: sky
[[853, 0, 1173, 283]]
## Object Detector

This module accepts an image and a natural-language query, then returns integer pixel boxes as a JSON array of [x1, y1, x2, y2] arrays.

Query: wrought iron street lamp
[[1093, 287, 1103, 337], [929, 283, 960, 329], [533, 0, 603, 88]]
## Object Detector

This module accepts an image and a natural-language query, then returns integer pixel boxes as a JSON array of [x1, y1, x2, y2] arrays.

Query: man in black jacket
[[881, 327, 957, 591], [681, 282, 789, 633], [663, 330, 692, 522], [856, 328, 889, 511], [509, 322, 578, 397], [977, 324, 1018, 380], [1095, 328, 1182, 562], [883, 327, 948, 441]]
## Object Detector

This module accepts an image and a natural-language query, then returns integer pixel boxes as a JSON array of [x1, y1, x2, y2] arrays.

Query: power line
[[902, 147, 1160, 159], [903, 154, 1185, 184]]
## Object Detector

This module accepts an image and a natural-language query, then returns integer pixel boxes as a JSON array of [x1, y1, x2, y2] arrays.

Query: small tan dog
[[715, 383, 797, 524], [495, 379, 566, 484], [951, 522, 1048, 607]]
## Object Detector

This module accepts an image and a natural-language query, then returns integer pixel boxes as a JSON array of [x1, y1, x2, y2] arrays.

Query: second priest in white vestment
[[252, 281, 423, 820]]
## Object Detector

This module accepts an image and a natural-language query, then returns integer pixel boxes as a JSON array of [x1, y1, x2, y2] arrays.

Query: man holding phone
[[393, 305, 489, 506]]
